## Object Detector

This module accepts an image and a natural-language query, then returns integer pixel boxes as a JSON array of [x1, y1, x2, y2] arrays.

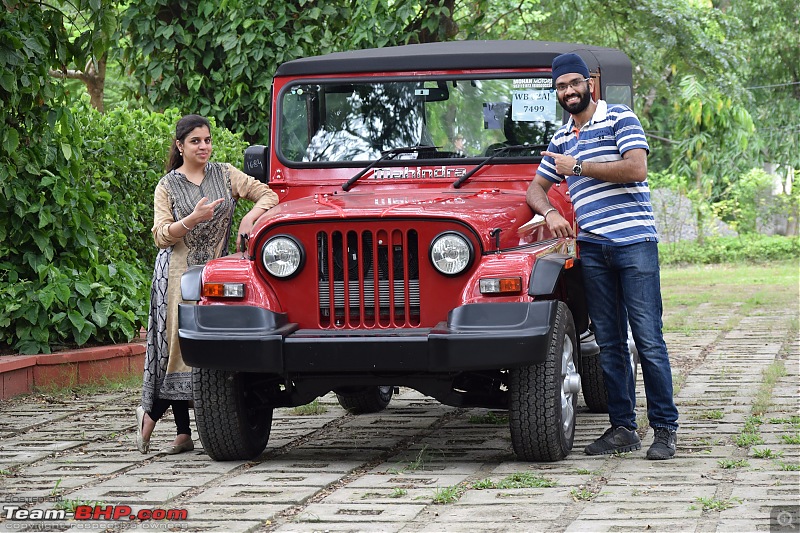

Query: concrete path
[[1, 301, 797, 532]]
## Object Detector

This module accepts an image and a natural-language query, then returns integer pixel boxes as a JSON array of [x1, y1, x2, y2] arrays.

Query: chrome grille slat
[[318, 280, 421, 307]]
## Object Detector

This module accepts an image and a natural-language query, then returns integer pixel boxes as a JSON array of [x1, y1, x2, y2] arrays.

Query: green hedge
[[659, 235, 800, 265], [1, 101, 249, 354], [79, 105, 249, 268]]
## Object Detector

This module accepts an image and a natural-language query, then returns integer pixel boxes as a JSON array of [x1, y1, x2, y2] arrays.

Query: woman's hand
[[235, 207, 269, 252], [190, 197, 224, 224]]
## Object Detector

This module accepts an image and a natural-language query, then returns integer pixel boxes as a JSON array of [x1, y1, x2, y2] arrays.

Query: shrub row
[[1, 101, 248, 354], [659, 235, 800, 265]]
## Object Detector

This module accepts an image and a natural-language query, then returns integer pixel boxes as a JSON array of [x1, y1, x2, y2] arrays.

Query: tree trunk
[[695, 166, 705, 245], [49, 54, 107, 112]]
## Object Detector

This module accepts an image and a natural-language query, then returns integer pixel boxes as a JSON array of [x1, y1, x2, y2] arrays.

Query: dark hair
[[166, 114, 212, 172]]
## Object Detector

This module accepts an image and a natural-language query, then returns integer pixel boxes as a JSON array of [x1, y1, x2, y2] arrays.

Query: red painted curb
[[0, 340, 146, 400]]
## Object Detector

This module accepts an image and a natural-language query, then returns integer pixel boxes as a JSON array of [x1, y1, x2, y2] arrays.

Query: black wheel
[[578, 328, 639, 413], [577, 349, 608, 413], [192, 367, 273, 461], [509, 301, 580, 461], [335, 385, 393, 414]]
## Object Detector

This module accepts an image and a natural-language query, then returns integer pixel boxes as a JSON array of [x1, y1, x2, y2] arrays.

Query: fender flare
[[181, 265, 204, 302], [529, 254, 589, 334]]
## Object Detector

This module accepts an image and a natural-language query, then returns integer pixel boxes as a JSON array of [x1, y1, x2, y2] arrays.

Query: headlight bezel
[[261, 234, 305, 279], [428, 231, 475, 276]]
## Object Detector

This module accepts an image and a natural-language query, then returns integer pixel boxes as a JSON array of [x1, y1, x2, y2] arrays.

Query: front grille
[[318, 229, 420, 327]]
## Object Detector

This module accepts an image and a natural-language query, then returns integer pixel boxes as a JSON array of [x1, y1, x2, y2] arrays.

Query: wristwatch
[[572, 158, 582, 176]]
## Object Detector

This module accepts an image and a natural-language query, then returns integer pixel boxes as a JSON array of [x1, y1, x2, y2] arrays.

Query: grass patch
[[660, 261, 799, 313], [432, 485, 463, 504], [777, 462, 800, 471], [570, 487, 597, 501], [735, 432, 765, 447], [472, 471, 556, 490], [768, 416, 800, 426], [752, 361, 788, 415], [693, 496, 742, 512], [752, 448, 783, 459], [388, 445, 439, 473], [33, 373, 143, 396], [468, 411, 509, 425], [290, 399, 328, 416], [718, 458, 749, 469], [780, 434, 800, 445], [54, 497, 105, 513], [697, 410, 724, 420]]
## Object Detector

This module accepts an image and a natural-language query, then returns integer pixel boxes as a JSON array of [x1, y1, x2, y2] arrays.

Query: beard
[[559, 89, 591, 115]]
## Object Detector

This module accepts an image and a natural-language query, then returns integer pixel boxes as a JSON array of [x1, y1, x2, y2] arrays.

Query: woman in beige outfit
[[136, 114, 278, 454]]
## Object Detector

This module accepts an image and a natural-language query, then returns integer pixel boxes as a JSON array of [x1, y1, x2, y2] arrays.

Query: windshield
[[278, 76, 561, 164]]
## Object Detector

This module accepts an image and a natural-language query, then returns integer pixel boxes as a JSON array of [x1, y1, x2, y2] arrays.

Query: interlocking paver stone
[[0, 274, 797, 533]]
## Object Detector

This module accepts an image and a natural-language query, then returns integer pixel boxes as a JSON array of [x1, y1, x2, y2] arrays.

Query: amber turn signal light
[[201, 283, 245, 298], [479, 277, 523, 294]]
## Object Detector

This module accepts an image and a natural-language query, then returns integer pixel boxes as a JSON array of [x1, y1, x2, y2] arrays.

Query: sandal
[[135, 406, 150, 454]]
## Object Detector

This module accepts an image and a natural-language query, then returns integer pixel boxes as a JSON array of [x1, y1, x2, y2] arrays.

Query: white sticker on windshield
[[511, 89, 557, 123]]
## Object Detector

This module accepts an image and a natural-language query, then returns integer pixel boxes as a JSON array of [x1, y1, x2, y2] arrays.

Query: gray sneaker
[[585, 426, 641, 455], [647, 427, 677, 460]]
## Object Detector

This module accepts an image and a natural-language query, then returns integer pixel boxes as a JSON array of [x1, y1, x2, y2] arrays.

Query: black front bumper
[[179, 300, 559, 373]]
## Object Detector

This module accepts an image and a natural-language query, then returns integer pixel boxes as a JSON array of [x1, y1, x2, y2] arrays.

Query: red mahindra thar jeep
[[178, 40, 635, 462]]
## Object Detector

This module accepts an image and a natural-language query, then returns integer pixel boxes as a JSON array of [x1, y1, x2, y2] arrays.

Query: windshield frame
[[274, 71, 560, 169]]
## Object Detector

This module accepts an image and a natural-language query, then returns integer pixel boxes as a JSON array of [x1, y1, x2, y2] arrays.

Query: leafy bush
[[659, 235, 800, 265], [77, 103, 249, 268], [0, 6, 145, 354], [2, 90, 250, 354], [713, 168, 775, 234]]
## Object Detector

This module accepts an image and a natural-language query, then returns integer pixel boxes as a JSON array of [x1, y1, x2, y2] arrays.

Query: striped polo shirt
[[536, 100, 658, 245]]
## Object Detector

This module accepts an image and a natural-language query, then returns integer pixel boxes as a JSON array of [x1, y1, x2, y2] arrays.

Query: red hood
[[256, 188, 537, 249]]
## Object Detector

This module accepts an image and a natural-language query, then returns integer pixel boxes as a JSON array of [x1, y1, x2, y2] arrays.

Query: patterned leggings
[[148, 399, 191, 436]]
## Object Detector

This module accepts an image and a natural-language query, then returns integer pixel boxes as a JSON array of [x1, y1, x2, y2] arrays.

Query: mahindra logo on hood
[[371, 166, 467, 180]]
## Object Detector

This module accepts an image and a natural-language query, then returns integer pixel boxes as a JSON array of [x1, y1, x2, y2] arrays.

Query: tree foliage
[[3, 0, 797, 354], [116, 0, 467, 144], [1, 2, 144, 353], [667, 75, 755, 242]]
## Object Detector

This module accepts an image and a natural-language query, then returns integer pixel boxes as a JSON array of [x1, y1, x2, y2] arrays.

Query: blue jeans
[[579, 240, 679, 431]]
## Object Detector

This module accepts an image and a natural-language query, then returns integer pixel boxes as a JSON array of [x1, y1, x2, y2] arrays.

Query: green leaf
[[61, 143, 72, 161], [38, 290, 55, 310], [75, 280, 92, 297], [3, 128, 19, 153], [67, 310, 85, 329]]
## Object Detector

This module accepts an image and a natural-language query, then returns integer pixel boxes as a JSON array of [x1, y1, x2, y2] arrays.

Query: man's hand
[[541, 151, 580, 176], [544, 210, 575, 239]]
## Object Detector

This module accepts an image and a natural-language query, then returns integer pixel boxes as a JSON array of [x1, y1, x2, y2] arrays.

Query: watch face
[[573, 163, 581, 175]]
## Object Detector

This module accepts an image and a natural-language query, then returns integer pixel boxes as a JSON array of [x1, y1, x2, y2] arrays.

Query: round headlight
[[429, 232, 474, 275], [262, 235, 304, 278]]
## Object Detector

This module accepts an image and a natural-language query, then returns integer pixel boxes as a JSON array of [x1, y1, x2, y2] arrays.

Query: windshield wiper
[[341, 145, 437, 191], [452, 144, 547, 189]]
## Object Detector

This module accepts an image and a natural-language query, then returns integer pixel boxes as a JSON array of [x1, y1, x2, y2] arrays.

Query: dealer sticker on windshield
[[511, 78, 557, 123]]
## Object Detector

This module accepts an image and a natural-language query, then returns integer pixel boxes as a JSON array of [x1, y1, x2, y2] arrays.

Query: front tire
[[335, 386, 393, 414], [510, 301, 579, 461], [193, 368, 273, 461]]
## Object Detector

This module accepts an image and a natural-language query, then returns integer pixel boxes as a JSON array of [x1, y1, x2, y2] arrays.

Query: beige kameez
[[141, 163, 278, 411]]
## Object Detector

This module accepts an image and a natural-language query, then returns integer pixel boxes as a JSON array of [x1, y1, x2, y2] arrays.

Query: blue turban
[[552, 53, 590, 81]]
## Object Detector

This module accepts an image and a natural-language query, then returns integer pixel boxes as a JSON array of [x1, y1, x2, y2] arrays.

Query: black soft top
[[275, 40, 631, 81]]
